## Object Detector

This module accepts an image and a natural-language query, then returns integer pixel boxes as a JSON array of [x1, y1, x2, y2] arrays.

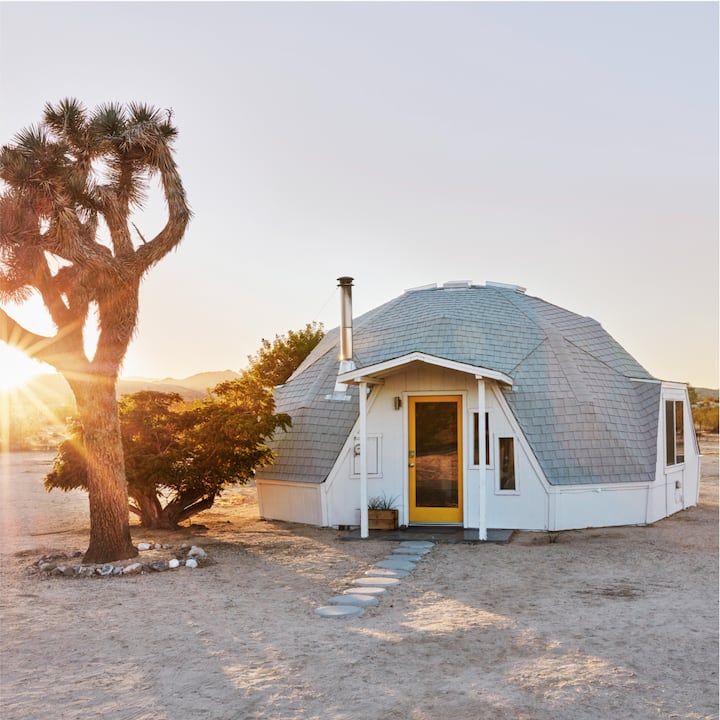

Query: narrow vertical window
[[485, 412, 490, 466], [665, 400, 685, 466], [498, 437, 515, 491], [473, 412, 490, 466], [665, 401, 675, 465], [674, 401, 684, 464]]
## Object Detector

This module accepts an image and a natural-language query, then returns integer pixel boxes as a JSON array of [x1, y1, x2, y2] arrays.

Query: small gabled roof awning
[[337, 351, 514, 386]]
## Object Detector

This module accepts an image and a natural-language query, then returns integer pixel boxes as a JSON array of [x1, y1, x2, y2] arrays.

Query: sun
[[0, 345, 51, 391]]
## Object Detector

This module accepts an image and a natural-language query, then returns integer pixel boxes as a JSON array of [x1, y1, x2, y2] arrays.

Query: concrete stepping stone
[[329, 594, 379, 607], [376, 558, 416, 571], [344, 586, 386, 595], [366, 567, 408, 578], [352, 576, 401, 588], [388, 553, 422, 562], [400, 541, 434, 549], [393, 546, 432, 555], [314, 605, 364, 618]]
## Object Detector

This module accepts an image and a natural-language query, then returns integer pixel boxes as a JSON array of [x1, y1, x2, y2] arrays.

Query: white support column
[[477, 378, 487, 541], [359, 381, 369, 538]]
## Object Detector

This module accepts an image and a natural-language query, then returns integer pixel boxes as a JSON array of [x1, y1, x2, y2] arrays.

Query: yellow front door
[[408, 396, 463, 524]]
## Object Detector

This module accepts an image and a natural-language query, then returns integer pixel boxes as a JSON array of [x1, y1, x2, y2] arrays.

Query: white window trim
[[664, 399, 686, 469], [495, 435, 520, 495], [351, 433, 383, 478], [468, 409, 492, 469]]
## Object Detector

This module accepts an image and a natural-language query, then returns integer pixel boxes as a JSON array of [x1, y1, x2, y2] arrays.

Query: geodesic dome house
[[256, 279, 699, 537]]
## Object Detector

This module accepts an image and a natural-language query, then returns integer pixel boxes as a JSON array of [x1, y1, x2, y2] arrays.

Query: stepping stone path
[[314, 541, 434, 619], [366, 567, 408, 578]]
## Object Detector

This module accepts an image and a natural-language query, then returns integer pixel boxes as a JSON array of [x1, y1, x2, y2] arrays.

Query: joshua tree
[[0, 99, 191, 563]]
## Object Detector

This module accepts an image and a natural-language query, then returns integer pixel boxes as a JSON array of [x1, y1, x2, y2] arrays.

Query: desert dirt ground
[[1, 438, 718, 720]]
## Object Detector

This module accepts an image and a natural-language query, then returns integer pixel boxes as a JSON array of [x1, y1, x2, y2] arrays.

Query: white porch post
[[359, 381, 369, 538], [477, 378, 487, 541]]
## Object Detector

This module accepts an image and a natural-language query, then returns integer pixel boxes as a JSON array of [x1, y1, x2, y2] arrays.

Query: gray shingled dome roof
[[256, 284, 660, 487]]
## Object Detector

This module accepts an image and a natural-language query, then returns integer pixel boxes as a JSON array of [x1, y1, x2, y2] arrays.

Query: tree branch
[[33, 257, 75, 328], [0, 307, 85, 370], [170, 494, 216, 525], [0, 308, 54, 362], [132, 148, 191, 275]]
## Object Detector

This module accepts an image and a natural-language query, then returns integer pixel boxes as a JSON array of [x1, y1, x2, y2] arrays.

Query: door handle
[[409, 463, 415, 468]]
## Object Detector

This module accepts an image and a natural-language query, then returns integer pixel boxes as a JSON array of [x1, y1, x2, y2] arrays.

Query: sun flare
[[0, 345, 51, 391]]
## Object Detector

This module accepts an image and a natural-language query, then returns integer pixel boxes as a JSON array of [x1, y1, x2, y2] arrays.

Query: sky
[[0, 1, 718, 388]]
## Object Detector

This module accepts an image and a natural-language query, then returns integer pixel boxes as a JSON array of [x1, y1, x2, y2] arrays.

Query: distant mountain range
[[16, 369, 242, 408], [695, 387, 719, 402], [118, 370, 242, 399], [2, 370, 243, 451]]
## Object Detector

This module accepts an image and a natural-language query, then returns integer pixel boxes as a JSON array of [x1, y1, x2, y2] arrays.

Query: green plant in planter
[[368, 493, 399, 510]]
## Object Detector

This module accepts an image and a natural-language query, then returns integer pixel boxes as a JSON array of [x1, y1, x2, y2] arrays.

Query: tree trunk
[[131, 491, 178, 530], [132, 493, 217, 530], [73, 376, 137, 564]]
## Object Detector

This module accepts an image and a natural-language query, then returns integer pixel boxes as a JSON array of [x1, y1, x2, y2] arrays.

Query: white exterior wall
[[256, 479, 325, 526], [550, 483, 651, 530], [482, 384, 549, 530], [646, 382, 700, 524], [323, 365, 550, 530]]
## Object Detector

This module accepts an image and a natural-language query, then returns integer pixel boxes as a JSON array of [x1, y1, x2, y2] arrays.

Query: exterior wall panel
[[256, 480, 324, 526]]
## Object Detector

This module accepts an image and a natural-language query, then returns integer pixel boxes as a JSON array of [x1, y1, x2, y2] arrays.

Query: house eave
[[337, 352, 513, 387]]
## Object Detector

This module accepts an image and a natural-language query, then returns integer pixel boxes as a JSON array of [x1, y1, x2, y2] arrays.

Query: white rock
[[185, 558, 198, 568], [187, 546, 207, 560], [137, 543, 152, 551], [154, 543, 162, 550], [53, 566, 75, 577], [168, 558, 180, 569], [122, 563, 143, 575]]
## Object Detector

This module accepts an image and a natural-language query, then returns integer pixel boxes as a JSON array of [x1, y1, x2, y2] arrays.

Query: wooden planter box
[[368, 509, 399, 531]]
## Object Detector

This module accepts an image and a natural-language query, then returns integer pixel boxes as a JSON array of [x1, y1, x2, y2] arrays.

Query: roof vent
[[442, 280, 472, 289], [486, 281, 526, 294], [405, 283, 437, 293]]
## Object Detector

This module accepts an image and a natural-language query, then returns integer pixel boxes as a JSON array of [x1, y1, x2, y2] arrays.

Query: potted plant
[[367, 493, 399, 530]]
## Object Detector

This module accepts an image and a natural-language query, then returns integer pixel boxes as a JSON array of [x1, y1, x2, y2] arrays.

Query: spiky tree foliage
[[0, 100, 191, 562]]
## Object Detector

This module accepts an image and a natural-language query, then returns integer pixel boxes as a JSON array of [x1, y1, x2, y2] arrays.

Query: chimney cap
[[337, 276, 354, 286]]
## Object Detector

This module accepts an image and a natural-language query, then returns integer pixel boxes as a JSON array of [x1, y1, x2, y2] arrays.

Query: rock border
[[28, 544, 210, 578]]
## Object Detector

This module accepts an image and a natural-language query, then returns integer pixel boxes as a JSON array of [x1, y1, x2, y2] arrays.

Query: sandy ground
[[1, 438, 717, 720]]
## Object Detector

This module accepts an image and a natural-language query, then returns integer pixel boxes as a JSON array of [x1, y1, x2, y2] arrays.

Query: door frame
[[406, 393, 465, 525]]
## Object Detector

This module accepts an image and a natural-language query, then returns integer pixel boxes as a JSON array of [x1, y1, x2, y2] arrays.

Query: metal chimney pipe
[[337, 276, 354, 363]]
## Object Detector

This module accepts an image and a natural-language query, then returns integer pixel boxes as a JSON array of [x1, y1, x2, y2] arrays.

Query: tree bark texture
[[73, 376, 137, 564]]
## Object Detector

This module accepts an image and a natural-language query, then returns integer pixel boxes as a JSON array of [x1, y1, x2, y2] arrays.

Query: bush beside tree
[[46, 326, 324, 529]]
